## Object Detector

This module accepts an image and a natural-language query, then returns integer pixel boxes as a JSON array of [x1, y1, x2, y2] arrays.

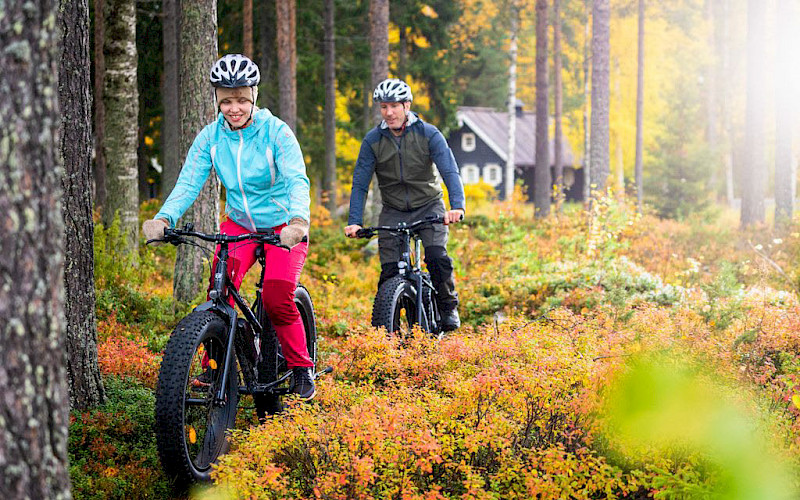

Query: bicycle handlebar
[[147, 224, 289, 248], [355, 215, 447, 239]]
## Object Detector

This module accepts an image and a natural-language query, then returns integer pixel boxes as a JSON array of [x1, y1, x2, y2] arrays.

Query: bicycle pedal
[[313, 366, 333, 380]]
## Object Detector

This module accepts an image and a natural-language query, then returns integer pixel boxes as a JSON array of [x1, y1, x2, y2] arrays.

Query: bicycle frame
[[358, 216, 442, 332], [162, 226, 289, 405]]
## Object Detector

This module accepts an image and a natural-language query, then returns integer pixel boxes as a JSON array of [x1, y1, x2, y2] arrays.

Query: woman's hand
[[280, 218, 309, 248], [142, 219, 169, 245]]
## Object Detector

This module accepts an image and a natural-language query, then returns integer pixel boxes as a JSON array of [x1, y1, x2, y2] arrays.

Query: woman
[[142, 54, 315, 399]]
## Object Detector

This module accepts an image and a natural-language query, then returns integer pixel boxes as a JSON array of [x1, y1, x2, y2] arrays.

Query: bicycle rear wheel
[[372, 275, 426, 337], [155, 310, 239, 488]]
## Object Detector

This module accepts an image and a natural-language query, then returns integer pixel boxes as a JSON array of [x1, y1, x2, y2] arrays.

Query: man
[[344, 78, 466, 331]]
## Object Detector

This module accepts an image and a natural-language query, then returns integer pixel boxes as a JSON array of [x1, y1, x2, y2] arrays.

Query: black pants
[[376, 199, 458, 311]]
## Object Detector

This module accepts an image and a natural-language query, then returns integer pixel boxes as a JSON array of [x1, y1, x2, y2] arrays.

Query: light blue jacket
[[156, 108, 310, 231]]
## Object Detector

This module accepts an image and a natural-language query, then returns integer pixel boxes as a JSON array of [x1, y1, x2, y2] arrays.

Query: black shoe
[[441, 308, 461, 332], [291, 367, 316, 400]]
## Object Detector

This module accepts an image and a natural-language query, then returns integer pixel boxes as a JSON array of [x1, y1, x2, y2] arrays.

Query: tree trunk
[[534, 0, 551, 217], [634, 0, 645, 213], [0, 1, 71, 496], [590, 0, 610, 196], [276, 0, 297, 131], [369, 0, 389, 122], [102, 0, 139, 258], [505, 6, 519, 202], [244, 0, 254, 58], [258, 0, 276, 111], [740, 0, 767, 227], [721, 0, 735, 207], [774, 0, 794, 226], [368, 0, 389, 223], [93, 0, 108, 211], [173, 0, 220, 302], [61, 0, 106, 410], [323, 0, 337, 212], [161, 0, 181, 198], [553, 0, 564, 211], [582, 0, 591, 203], [706, 0, 720, 199]]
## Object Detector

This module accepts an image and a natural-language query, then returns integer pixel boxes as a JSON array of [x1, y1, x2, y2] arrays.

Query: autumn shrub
[[209, 313, 654, 498], [97, 320, 162, 388], [69, 377, 170, 500]]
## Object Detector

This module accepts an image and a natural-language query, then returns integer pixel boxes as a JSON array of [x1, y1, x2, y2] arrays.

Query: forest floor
[[71, 199, 800, 499]]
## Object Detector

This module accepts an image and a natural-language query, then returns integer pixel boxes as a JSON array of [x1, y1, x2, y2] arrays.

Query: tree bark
[[323, 0, 337, 212], [276, 0, 297, 131], [634, 0, 645, 213], [102, 0, 139, 258], [774, 0, 794, 226], [244, 0, 254, 58], [369, 0, 389, 123], [60, 0, 106, 410], [93, 0, 108, 211], [161, 0, 181, 198], [173, 0, 220, 302], [582, 0, 591, 203], [590, 0, 610, 196], [741, 0, 767, 227], [258, 0, 276, 111], [367, 0, 389, 223], [534, 0, 551, 217], [0, 1, 71, 496], [553, 0, 564, 211], [505, 6, 519, 202]]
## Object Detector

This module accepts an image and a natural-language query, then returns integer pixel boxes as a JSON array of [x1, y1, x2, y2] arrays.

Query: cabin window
[[461, 133, 476, 152], [483, 163, 502, 187], [461, 164, 480, 184]]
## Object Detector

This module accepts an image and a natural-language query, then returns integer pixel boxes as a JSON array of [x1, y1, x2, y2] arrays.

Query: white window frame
[[483, 163, 502, 187], [461, 164, 480, 185], [461, 133, 476, 152]]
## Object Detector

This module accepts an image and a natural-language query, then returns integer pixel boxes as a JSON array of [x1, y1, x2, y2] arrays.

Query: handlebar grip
[[355, 228, 374, 239]]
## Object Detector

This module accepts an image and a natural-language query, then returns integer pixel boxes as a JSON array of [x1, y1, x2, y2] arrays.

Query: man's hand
[[443, 209, 465, 225], [142, 218, 169, 245], [280, 218, 309, 248], [344, 224, 363, 238]]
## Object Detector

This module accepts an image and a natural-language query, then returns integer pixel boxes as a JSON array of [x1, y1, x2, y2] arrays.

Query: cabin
[[446, 101, 583, 202]]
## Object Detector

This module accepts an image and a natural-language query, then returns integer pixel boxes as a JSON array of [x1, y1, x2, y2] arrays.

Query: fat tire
[[155, 310, 239, 489], [372, 275, 425, 336]]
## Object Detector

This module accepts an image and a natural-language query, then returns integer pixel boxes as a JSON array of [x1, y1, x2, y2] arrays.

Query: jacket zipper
[[235, 130, 258, 231]]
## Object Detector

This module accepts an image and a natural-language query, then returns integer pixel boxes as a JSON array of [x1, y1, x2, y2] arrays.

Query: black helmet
[[373, 78, 413, 103], [209, 54, 260, 88]]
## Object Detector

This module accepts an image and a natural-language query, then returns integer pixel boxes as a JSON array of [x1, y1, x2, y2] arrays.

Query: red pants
[[208, 219, 313, 368]]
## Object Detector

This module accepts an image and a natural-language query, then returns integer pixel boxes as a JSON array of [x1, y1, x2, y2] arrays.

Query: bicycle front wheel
[[372, 275, 426, 337], [155, 310, 239, 488]]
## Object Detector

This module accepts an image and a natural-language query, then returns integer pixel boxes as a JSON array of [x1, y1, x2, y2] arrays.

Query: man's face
[[379, 101, 410, 130]]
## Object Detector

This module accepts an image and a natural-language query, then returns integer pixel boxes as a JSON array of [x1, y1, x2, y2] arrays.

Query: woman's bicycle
[[356, 215, 448, 340], [149, 224, 326, 488]]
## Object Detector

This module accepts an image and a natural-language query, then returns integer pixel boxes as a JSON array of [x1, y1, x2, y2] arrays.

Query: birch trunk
[[505, 7, 519, 202], [102, 0, 139, 258]]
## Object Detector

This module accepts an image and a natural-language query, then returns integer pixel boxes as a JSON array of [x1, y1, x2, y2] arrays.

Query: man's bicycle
[[356, 215, 448, 339], [150, 224, 327, 488]]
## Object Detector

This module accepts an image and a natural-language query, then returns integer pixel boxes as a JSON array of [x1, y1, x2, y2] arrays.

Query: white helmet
[[209, 54, 260, 88], [373, 78, 413, 103]]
